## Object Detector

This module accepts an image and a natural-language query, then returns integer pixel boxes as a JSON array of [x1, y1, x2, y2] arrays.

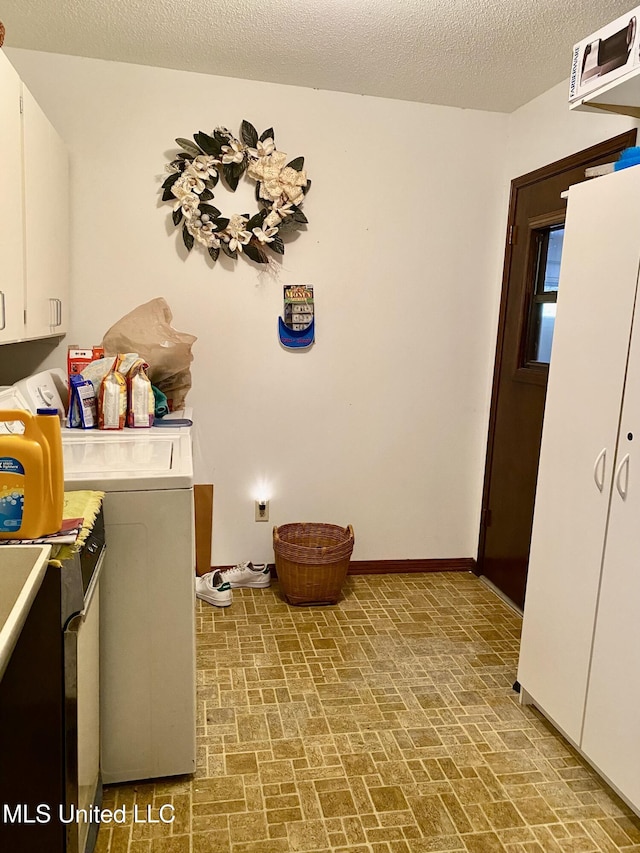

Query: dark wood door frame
[[477, 130, 637, 583]]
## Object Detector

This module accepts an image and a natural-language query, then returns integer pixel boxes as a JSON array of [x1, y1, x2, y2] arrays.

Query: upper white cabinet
[[518, 166, 640, 814], [0, 50, 26, 343], [0, 50, 69, 344], [22, 86, 69, 338]]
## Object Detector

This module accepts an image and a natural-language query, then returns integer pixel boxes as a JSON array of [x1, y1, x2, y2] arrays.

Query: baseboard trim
[[347, 558, 475, 575], [212, 558, 475, 578]]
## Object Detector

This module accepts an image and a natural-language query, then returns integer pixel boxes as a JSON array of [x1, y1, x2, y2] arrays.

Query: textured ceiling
[[0, 0, 636, 112]]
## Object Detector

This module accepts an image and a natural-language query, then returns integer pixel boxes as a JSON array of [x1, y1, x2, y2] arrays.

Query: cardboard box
[[67, 345, 105, 379], [569, 7, 640, 102]]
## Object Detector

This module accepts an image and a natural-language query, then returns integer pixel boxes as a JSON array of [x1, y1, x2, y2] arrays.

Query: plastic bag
[[102, 299, 197, 411]]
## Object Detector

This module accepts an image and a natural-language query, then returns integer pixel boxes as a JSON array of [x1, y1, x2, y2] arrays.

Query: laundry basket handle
[[346, 524, 354, 541], [273, 525, 280, 544]]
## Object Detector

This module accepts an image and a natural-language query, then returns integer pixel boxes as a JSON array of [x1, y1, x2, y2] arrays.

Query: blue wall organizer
[[278, 286, 315, 349]]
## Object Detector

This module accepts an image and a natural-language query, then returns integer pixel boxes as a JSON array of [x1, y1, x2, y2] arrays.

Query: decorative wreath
[[161, 121, 310, 265]]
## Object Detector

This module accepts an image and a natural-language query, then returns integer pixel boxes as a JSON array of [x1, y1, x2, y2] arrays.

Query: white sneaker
[[221, 561, 271, 589], [195, 570, 233, 607]]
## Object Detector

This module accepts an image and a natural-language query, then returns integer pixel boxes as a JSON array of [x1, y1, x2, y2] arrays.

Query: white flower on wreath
[[221, 139, 245, 164], [264, 200, 295, 228], [248, 137, 275, 160], [188, 219, 221, 249], [247, 150, 286, 188], [275, 166, 307, 206], [172, 172, 206, 195], [226, 214, 252, 253], [252, 225, 278, 244], [185, 155, 219, 181], [171, 186, 200, 219], [248, 151, 307, 205]]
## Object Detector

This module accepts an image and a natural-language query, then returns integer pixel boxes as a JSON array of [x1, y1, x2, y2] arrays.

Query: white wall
[[4, 49, 509, 566], [506, 80, 639, 178]]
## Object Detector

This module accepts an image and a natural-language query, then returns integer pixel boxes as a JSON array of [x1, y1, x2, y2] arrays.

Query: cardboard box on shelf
[[569, 6, 640, 103]]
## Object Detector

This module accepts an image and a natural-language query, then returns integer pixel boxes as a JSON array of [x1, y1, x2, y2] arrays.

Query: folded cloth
[[54, 490, 105, 562], [152, 385, 170, 418]]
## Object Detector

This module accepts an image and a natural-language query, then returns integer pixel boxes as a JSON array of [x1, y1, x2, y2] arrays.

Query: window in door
[[526, 225, 564, 365]]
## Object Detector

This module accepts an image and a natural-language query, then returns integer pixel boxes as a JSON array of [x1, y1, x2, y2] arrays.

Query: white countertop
[[0, 545, 52, 681]]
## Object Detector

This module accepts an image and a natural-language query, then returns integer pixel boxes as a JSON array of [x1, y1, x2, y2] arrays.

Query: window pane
[[531, 302, 557, 363], [541, 227, 564, 293]]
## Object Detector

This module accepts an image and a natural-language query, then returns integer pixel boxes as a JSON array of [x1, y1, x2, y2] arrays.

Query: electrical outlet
[[255, 500, 269, 522]]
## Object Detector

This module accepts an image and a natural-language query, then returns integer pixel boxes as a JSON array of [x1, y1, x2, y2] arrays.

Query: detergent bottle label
[[0, 457, 26, 532]]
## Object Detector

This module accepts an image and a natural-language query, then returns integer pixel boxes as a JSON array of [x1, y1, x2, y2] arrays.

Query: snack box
[[67, 345, 105, 379]]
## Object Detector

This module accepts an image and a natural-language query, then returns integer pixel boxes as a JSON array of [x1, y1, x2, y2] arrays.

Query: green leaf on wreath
[[214, 130, 229, 147], [243, 242, 268, 264], [182, 225, 194, 252], [199, 203, 221, 218], [233, 159, 247, 177], [302, 179, 311, 195], [194, 131, 222, 156], [278, 218, 302, 234], [214, 217, 230, 231], [241, 120, 258, 148], [291, 209, 308, 224], [199, 189, 214, 201], [162, 185, 178, 201], [176, 138, 202, 157], [286, 156, 304, 171], [260, 127, 274, 143], [161, 172, 181, 190], [208, 247, 220, 263], [255, 182, 262, 201], [220, 242, 237, 259], [246, 210, 267, 231], [268, 235, 285, 255], [223, 163, 240, 192], [172, 209, 183, 226]]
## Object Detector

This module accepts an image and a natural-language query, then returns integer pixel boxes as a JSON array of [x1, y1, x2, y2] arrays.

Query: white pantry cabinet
[[518, 165, 640, 814], [0, 49, 69, 344], [21, 85, 69, 338], [0, 50, 26, 343]]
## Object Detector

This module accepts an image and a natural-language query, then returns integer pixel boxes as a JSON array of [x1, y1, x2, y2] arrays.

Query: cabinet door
[[22, 86, 69, 338], [0, 52, 25, 343], [518, 167, 640, 743], [581, 280, 640, 811]]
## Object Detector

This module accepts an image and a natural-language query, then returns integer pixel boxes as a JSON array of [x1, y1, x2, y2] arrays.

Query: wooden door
[[478, 131, 636, 609], [581, 227, 640, 810], [0, 51, 25, 343], [22, 85, 69, 338], [518, 167, 640, 744]]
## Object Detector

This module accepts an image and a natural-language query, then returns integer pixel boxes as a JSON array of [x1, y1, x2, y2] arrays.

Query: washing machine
[[62, 420, 196, 784], [0, 371, 197, 783]]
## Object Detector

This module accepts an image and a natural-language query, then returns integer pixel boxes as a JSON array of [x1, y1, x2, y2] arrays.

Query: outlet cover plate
[[255, 500, 269, 522]]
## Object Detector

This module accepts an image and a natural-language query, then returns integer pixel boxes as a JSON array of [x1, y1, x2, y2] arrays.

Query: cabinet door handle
[[49, 297, 56, 326], [56, 298, 62, 326], [0, 291, 5, 331], [593, 448, 607, 492], [615, 453, 630, 500]]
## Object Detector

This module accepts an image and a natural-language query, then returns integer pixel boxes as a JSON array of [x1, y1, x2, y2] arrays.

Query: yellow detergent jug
[[0, 409, 64, 539]]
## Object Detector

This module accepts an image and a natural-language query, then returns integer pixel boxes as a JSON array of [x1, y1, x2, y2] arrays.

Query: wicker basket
[[273, 522, 355, 606]]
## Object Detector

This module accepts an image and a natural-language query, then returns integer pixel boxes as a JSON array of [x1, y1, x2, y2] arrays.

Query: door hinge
[[19, 94, 23, 115], [508, 225, 517, 245], [23, 309, 27, 325], [482, 508, 492, 528]]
